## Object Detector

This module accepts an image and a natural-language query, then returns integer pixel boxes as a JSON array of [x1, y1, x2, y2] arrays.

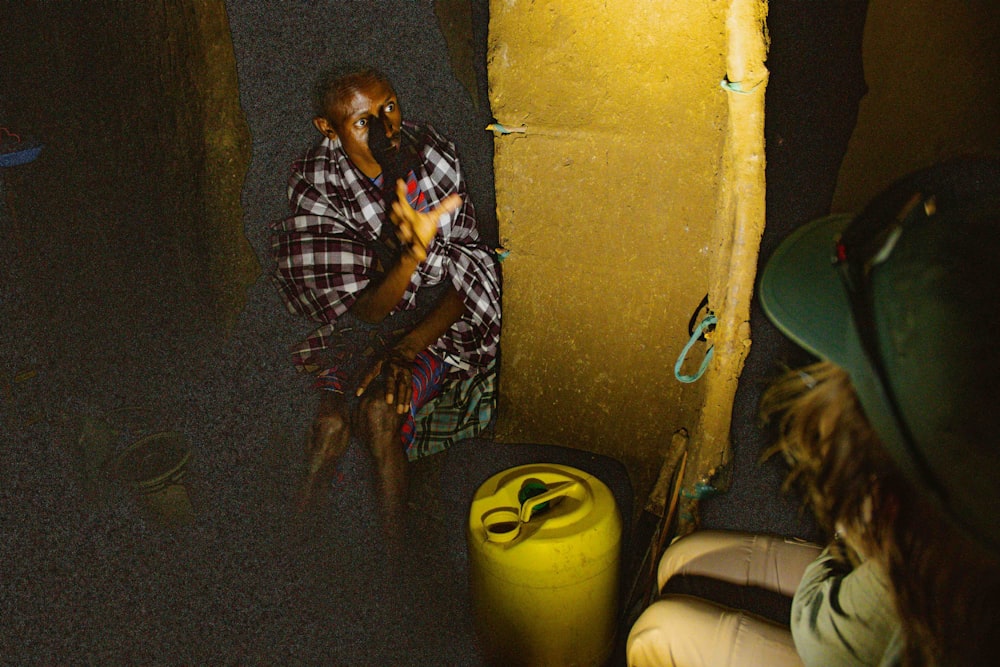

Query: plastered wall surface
[[489, 0, 765, 505], [833, 0, 1000, 212], [0, 1, 256, 393]]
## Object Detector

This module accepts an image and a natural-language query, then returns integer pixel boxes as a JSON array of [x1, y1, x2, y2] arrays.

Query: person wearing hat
[[627, 156, 1000, 666]]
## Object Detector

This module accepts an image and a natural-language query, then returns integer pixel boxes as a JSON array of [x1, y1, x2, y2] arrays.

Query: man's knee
[[358, 391, 405, 453], [312, 410, 349, 436], [311, 393, 351, 446]]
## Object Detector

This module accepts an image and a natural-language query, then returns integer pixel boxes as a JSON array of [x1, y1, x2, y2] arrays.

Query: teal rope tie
[[681, 482, 719, 500], [720, 77, 761, 95], [674, 313, 717, 383]]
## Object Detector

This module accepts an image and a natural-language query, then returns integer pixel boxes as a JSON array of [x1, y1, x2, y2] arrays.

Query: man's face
[[315, 78, 401, 178]]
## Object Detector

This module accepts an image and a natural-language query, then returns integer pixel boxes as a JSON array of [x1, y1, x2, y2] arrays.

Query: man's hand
[[355, 344, 420, 415], [389, 179, 462, 261]]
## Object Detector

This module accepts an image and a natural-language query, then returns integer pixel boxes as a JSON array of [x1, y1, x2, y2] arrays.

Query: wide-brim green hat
[[759, 157, 1000, 554]]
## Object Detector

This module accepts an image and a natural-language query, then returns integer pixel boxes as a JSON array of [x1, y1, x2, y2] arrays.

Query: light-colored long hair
[[761, 361, 1000, 666]]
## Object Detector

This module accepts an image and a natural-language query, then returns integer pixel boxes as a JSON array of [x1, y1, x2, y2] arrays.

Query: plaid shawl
[[270, 121, 501, 379]]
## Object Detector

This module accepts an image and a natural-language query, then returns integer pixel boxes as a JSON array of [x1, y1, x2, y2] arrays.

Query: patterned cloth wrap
[[270, 121, 502, 460]]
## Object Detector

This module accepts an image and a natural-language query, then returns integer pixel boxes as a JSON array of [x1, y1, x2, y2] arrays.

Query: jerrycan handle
[[519, 480, 581, 523]]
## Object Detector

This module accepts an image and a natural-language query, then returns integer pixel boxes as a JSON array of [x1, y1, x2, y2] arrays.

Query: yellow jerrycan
[[467, 463, 622, 666]]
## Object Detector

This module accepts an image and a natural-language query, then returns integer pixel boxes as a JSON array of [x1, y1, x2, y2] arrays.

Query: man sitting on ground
[[270, 66, 501, 537]]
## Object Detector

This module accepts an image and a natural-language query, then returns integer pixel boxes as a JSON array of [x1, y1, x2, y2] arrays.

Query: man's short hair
[[312, 66, 394, 122]]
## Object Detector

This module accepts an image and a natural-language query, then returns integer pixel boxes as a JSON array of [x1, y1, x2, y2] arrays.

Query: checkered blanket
[[269, 121, 501, 379]]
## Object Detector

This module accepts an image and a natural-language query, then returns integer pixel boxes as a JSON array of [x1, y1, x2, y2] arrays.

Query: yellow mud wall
[[832, 0, 1000, 212], [489, 0, 769, 509]]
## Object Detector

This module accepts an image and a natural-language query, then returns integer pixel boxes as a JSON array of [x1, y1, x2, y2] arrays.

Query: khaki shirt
[[791, 547, 902, 666]]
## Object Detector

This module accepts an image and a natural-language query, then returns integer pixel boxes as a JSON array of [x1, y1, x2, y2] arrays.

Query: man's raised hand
[[389, 179, 462, 261]]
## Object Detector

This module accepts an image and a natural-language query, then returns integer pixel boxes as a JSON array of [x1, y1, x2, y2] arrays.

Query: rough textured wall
[[489, 0, 759, 505], [0, 0, 256, 392], [832, 0, 1000, 212]]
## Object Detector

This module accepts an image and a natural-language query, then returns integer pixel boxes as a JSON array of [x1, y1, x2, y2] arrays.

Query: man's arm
[[393, 285, 466, 360], [355, 285, 465, 412], [348, 181, 462, 324], [349, 250, 422, 323]]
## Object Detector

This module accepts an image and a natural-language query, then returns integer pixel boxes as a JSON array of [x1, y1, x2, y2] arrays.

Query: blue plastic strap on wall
[[674, 314, 717, 383]]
